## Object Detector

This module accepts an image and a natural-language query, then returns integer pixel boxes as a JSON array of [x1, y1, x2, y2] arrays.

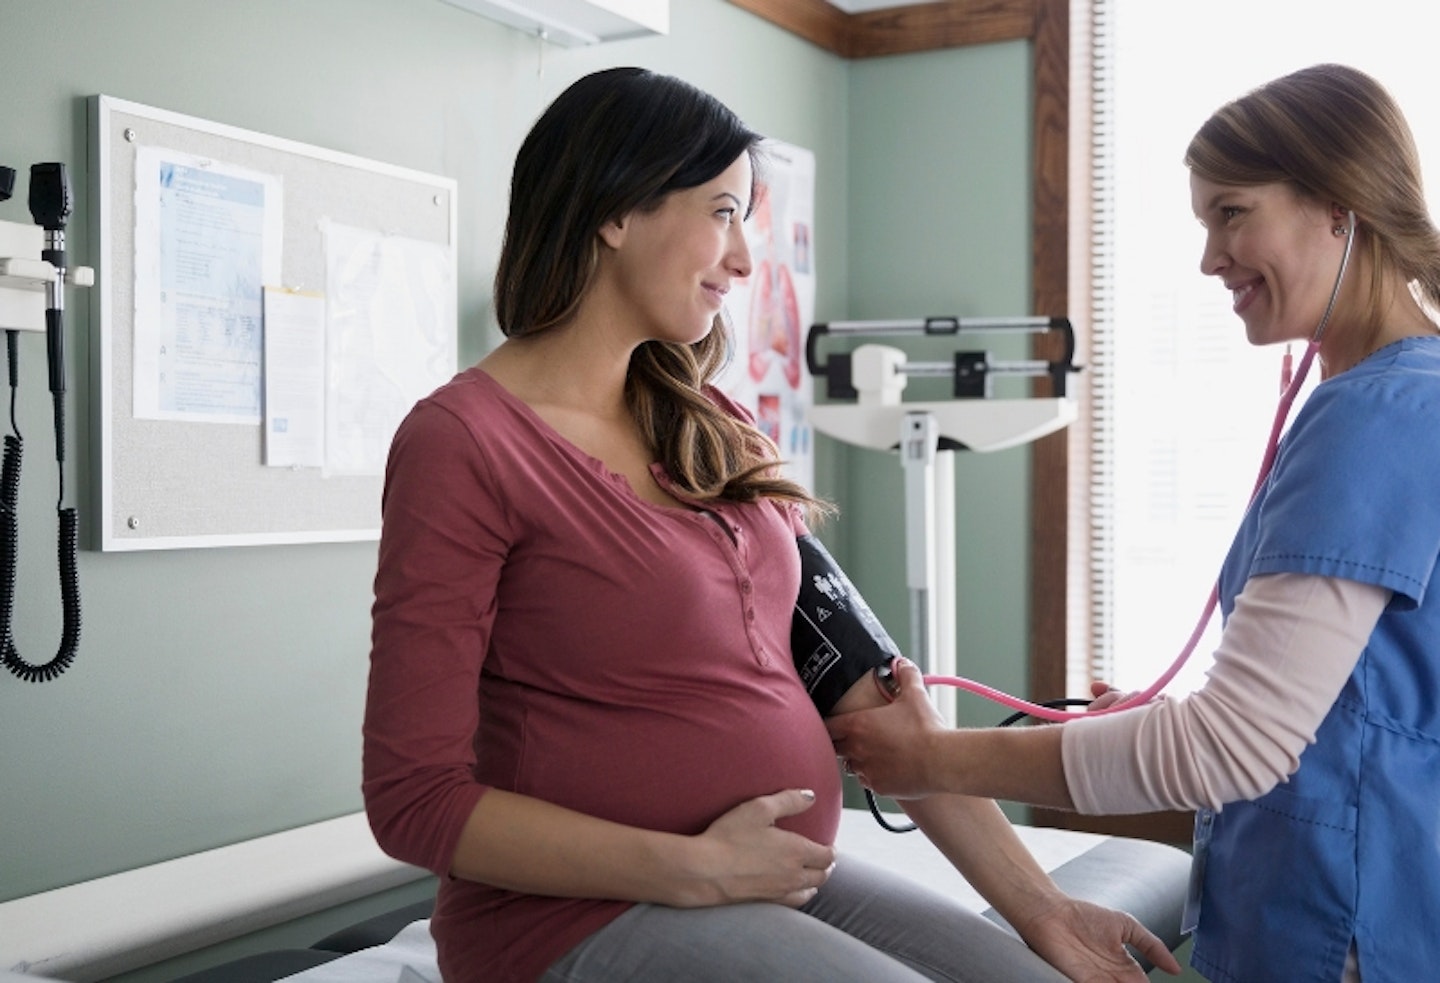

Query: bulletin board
[[89, 95, 458, 551]]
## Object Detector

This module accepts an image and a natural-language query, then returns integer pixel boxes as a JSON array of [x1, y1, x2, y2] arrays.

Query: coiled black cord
[[865, 697, 1095, 833], [0, 329, 81, 682]]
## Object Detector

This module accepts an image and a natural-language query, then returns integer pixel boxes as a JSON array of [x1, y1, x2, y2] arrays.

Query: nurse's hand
[[826, 659, 948, 799], [1086, 680, 1147, 712], [1087, 680, 1129, 711], [683, 789, 836, 909]]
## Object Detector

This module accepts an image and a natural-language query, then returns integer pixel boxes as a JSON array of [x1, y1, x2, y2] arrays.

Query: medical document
[[131, 146, 283, 423], [322, 221, 455, 477], [262, 287, 326, 468]]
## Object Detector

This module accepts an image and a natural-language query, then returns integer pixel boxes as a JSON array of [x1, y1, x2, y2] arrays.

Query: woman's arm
[[903, 795, 1179, 978], [447, 786, 835, 908], [830, 678, 1072, 915], [829, 677, 1179, 977]]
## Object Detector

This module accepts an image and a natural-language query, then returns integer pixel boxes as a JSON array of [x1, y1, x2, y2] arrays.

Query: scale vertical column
[[902, 412, 955, 725]]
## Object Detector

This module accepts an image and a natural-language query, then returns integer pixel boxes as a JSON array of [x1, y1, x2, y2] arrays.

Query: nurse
[[827, 62, 1440, 983]]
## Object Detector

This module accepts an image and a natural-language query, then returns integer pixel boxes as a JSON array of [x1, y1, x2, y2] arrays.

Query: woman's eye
[[1220, 205, 1243, 222], [717, 208, 737, 225]]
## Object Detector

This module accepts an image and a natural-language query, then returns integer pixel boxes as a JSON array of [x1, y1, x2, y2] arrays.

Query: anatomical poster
[[717, 138, 816, 492]]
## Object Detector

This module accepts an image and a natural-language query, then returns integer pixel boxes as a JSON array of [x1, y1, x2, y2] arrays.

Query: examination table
[[168, 809, 1192, 983]]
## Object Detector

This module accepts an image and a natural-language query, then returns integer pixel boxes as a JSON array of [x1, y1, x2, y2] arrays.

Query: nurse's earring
[[1330, 201, 1353, 237]]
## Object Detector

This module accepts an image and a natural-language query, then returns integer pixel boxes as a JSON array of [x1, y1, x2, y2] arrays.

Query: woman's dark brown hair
[[495, 67, 828, 515]]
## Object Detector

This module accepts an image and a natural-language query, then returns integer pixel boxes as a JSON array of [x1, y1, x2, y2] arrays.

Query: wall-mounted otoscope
[[0, 162, 84, 683]]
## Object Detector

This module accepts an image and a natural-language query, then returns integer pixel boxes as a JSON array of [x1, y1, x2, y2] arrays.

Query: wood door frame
[[727, 0, 1192, 843]]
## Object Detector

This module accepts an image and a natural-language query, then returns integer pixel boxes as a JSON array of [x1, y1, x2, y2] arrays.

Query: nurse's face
[[1191, 174, 1348, 347]]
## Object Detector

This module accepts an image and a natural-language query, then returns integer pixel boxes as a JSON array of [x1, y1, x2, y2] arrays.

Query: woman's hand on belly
[[449, 785, 834, 908], [673, 788, 836, 908]]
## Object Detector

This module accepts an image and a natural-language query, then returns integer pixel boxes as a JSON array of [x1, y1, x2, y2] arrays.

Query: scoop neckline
[[471, 366, 709, 516]]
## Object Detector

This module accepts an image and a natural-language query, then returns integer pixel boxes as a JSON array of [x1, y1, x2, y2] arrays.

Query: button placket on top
[[694, 504, 769, 667], [649, 466, 771, 668]]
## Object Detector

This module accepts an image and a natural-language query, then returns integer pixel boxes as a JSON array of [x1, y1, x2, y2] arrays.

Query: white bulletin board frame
[[89, 95, 458, 551]]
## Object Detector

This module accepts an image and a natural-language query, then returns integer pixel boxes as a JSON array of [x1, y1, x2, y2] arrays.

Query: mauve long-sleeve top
[[364, 367, 840, 983]]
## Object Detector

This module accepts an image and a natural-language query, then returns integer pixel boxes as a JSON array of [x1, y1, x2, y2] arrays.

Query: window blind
[[1071, 0, 1440, 698]]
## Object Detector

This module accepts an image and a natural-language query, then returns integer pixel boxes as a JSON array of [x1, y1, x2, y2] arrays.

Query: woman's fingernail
[[799, 788, 815, 801]]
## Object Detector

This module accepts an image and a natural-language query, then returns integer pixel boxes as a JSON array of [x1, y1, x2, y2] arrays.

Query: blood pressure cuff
[[792, 534, 902, 715]]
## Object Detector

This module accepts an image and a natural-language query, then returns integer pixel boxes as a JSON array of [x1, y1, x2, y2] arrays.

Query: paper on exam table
[[276, 920, 438, 983]]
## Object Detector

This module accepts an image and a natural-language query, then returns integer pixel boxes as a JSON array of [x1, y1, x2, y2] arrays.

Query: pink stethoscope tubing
[[921, 338, 1318, 721], [921, 211, 1354, 722]]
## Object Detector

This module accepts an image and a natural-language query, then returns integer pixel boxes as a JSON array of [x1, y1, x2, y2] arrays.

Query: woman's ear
[[598, 216, 626, 250]]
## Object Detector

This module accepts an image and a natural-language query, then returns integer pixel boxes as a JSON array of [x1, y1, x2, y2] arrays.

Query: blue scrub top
[[1195, 337, 1440, 983]]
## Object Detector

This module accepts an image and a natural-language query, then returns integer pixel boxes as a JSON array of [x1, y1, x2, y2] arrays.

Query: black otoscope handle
[[44, 309, 65, 465], [30, 163, 72, 464]]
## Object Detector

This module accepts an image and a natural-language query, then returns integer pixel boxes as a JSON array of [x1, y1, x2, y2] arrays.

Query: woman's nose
[[728, 226, 753, 278]]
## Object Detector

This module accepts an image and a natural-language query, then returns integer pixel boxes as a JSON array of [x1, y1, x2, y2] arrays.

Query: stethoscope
[[919, 209, 1358, 722]]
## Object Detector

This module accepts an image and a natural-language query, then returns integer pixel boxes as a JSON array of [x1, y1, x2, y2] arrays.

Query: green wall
[[0, 0, 1034, 967], [842, 42, 1036, 730]]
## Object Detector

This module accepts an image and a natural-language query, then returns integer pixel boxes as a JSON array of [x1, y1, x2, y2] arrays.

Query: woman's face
[[1190, 174, 1349, 347], [601, 152, 754, 346]]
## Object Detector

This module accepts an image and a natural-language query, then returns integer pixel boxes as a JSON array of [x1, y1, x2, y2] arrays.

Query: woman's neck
[[481, 319, 634, 420]]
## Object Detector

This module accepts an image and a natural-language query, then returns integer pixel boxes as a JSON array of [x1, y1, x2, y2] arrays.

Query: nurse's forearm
[[924, 725, 1076, 811]]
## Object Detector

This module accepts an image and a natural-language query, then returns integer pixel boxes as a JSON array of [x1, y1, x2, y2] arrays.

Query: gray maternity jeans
[[539, 853, 1070, 982]]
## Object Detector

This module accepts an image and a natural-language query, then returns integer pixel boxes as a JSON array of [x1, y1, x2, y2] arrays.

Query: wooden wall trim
[[725, 0, 851, 56], [1026, 0, 1069, 730], [726, 0, 1037, 57], [847, 1, 1037, 56]]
